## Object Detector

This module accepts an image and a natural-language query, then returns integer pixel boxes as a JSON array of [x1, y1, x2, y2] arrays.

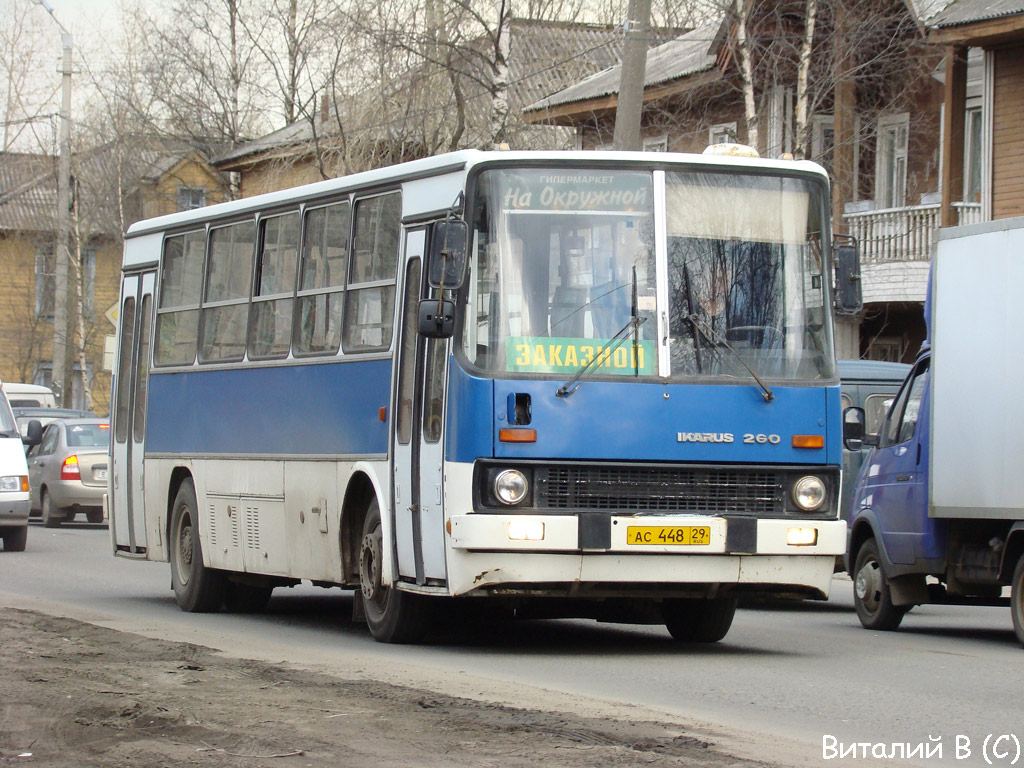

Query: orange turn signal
[[499, 428, 537, 443], [792, 434, 824, 449]]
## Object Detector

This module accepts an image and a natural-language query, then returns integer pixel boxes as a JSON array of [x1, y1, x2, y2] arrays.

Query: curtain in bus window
[[115, 297, 136, 443], [133, 294, 151, 442], [343, 192, 401, 353], [296, 201, 349, 355], [663, 171, 831, 381], [154, 230, 204, 366], [396, 259, 421, 445], [200, 220, 255, 362], [250, 212, 299, 360]]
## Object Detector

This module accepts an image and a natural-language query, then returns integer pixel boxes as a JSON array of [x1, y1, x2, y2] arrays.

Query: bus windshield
[[462, 166, 834, 382]]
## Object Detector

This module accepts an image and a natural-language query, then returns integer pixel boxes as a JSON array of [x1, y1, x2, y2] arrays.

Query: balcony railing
[[843, 202, 982, 263]]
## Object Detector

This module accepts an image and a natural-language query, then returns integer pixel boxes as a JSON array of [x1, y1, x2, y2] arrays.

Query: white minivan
[[1, 382, 57, 409], [0, 383, 35, 551]]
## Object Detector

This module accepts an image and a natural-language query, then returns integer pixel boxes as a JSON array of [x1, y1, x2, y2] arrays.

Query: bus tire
[[663, 597, 737, 643], [852, 538, 906, 631], [170, 479, 226, 613], [358, 500, 430, 643], [2, 526, 28, 552], [1011, 555, 1024, 648]]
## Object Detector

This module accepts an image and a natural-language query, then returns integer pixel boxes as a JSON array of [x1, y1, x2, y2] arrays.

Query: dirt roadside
[[0, 607, 788, 768]]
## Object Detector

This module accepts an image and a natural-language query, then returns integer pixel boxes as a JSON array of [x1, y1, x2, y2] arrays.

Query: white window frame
[[875, 113, 910, 209], [642, 134, 668, 152], [177, 186, 206, 212], [811, 114, 835, 172], [708, 122, 737, 146]]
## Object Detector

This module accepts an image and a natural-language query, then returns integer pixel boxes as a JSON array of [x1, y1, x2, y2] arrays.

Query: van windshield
[[0, 392, 17, 436]]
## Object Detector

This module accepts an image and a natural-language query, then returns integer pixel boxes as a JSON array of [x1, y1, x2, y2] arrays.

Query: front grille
[[534, 465, 782, 515]]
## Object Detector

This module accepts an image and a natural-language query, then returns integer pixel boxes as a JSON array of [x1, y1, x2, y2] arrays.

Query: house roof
[[215, 18, 685, 169], [928, 0, 1024, 25], [0, 143, 221, 236], [0, 152, 57, 233], [523, 20, 722, 114], [905, 0, 959, 24]]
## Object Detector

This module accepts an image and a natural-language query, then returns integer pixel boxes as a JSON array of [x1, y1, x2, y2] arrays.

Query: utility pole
[[612, 0, 651, 151], [35, 0, 73, 407]]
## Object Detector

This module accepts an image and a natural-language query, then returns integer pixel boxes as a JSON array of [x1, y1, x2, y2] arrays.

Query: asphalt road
[[2, 522, 1021, 767]]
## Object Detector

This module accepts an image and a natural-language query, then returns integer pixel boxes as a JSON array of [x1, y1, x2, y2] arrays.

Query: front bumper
[[446, 514, 846, 597], [0, 495, 30, 527]]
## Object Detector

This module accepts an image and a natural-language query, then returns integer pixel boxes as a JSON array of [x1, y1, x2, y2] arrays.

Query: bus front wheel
[[662, 597, 737, 643], [358, 500, 430, 643], [170, 479, 226, 613]]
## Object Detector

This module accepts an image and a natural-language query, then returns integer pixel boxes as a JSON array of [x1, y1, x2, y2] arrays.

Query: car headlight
[[792, 475, 826, 511], [0, 475, 28, 492], [494, 469, 529, 505]]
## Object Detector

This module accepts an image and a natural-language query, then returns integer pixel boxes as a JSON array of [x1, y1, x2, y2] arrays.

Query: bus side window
[[154, 230, 204, 366], [250, 212, 299, 360], [200, 219, 255, 363], [296, 201, 349, 355], [344, 192, 401, 353]]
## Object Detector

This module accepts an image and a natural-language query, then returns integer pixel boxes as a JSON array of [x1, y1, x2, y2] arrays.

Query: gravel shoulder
[[0, 606, 793, 768]]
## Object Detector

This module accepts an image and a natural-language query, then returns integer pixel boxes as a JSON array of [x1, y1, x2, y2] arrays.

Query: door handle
[[896, 475, 911, 482]]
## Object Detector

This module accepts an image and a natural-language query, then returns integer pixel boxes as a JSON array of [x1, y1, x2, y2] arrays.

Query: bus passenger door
[[392, 228, 448, 586], [111, 271, 155, 555]]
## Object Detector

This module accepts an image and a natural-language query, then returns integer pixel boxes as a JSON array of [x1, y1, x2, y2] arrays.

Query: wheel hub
[[359, 530, 384, 602], [855, 560, 881, 610]]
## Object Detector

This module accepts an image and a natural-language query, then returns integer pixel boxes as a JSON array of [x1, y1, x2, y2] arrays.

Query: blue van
[[837, 359, 910, 527]]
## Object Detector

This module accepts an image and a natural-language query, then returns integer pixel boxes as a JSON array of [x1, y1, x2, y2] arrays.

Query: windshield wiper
[[686, 313, 775, 402], [557, 267, 644, 398]]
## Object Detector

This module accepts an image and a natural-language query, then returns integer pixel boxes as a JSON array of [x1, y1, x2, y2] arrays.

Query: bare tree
[[0, 0, 55, 152]]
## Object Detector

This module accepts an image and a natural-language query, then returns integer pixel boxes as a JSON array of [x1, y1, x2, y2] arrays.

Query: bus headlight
[[792, 476, 826, 511], [494, 469, 529, 505]]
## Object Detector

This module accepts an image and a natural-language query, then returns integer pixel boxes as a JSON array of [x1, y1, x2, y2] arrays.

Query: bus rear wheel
[[662, 597, 737, 643], [358, 500, 430, 643], [170, 479, 226, 613]]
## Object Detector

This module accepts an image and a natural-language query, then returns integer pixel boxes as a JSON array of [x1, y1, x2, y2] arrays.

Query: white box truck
[[844, 216, 1024, 645]]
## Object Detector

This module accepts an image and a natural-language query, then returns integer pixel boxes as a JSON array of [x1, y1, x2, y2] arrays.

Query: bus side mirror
[[427, 219, 468, 291], [418, 299, 456, 338], [23, 419, 42, 448], [843, 406, 868, 451], [834, 237, 862, 316]]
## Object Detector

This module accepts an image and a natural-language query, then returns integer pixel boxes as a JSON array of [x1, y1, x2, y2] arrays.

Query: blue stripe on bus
[[447, 361, 841, 465], [146, 360, 392, 456]]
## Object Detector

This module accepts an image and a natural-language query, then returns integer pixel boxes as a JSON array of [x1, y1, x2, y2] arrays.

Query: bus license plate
[[626, 525, 711, 546]]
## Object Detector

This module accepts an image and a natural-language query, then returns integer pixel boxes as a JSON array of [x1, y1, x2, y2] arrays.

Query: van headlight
[[494, 469, 529, 505], [0, 475, 28, 492], [792, 476, 826, 511]]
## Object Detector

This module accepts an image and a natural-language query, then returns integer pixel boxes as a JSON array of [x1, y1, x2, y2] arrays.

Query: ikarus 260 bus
[[109, 147, 861, 643]]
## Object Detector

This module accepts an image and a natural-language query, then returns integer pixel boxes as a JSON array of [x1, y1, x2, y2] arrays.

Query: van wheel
[[86, 509, 104, 524], [169, 479, 225, 612], [853, 538, 907, 630], [1011, 556, 1024, 648], [41, 490, 61, 528], [2, 527, 27, 552], [358, 500, 430, 643], [663, 597, 737, 643]]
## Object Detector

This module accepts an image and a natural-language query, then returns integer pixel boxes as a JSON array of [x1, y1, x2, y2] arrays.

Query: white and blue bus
[[109, 148, 859, 643]]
